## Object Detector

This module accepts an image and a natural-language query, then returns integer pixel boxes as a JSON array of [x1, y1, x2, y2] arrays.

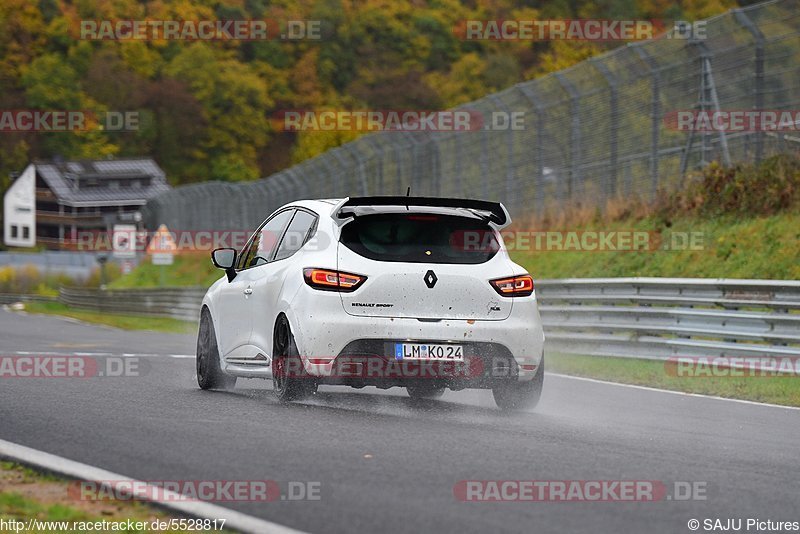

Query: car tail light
[[490, 274, 534, 297], [303, 268, 367, 292]]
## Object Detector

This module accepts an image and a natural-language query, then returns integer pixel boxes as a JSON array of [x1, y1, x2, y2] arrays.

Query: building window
[[10, 225, 18, 239], [22, 226, 30, 240]]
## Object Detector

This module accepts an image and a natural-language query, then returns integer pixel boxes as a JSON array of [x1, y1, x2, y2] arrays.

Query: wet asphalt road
[[1, 307, 799, 533]]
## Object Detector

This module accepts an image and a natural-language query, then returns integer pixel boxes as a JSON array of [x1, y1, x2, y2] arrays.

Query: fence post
[[330, 149, 350, 196], [554, 72, 580, 200], [364, 135, 385, 195], [399, 132, 422, 194], [431, 133, 442, 197], [516, 84, 546, 213], [734, 8, 765, 164], [454, 123, 463, 197], [681, 39, 732, 174], [489, 94, 517, 212], [474, 110, 490, 199], [633, 44, 661, 197], [344, 143, 369, 195], [590, 57, 618, 198]]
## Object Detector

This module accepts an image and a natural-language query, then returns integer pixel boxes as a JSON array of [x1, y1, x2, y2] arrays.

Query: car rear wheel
[[492, 355, 544, 411], [197, 308, 237, 391], [272, 317, 317, 402], [406, 385, 446, 400]]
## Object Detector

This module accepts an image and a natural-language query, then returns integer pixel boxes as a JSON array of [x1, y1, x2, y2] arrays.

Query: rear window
[[340, 213, 499, 264]]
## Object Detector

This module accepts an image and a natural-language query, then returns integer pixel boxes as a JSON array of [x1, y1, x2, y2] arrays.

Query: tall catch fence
[[144, 0, 800, 231]]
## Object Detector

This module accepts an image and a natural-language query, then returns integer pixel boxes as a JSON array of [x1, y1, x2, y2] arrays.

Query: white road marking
[[0, 438, 308, 534], [5, 351, 194, 359], [547, 372, 800, 411]]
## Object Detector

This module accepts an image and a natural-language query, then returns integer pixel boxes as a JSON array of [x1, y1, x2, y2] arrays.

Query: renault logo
[[424, 270, 438, 289]]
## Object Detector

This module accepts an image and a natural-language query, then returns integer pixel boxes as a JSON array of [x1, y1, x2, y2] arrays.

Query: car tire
[[197, 308, 237, 391], [406, 385, 446, 400], [272, 317, 317, 402], [492, 355, 544, 411]]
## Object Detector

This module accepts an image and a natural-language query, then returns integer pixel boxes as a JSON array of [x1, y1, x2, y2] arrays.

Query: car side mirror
[[211, 248, 237, 282]]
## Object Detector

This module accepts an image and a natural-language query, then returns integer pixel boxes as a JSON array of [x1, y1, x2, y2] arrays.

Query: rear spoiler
[[333, 196, 511, 228]]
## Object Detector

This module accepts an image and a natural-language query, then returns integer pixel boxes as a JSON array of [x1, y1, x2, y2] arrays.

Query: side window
[[273, 210, 317, 261], [238, 209, 294, 270]]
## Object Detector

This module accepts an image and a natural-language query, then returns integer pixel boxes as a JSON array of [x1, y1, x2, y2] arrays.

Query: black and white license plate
[[394, 343, 464, 361]]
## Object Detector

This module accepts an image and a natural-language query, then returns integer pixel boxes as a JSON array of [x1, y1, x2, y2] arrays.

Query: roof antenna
[[405, 186, 411, 210]]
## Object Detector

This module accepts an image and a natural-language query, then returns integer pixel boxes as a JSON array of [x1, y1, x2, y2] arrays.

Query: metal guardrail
[[41, 278, 800, 362], [58, 287, 206, 322], [536, 278, 800, 360], [0, 294, 57, 305]]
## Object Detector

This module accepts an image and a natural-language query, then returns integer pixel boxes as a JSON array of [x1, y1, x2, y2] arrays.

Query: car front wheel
[[197, 308, 237, 391]]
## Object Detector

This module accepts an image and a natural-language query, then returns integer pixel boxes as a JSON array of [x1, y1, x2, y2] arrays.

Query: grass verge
[[109, 255, 219, 289], [510, 210, 800, 279], [548, 353, 800, 407], [0, 462, 227, 533], [18, 301, 196, 335]]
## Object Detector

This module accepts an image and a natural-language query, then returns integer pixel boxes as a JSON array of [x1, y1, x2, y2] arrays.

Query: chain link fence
[[143, 0, 800, 231]]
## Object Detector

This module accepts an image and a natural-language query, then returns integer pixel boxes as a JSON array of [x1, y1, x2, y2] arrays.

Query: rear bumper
[[315, 340, 527, 389], [285, 290, 545, 383]]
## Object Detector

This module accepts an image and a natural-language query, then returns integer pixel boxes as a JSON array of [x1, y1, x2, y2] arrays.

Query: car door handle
[[243, 288, 253, 295]]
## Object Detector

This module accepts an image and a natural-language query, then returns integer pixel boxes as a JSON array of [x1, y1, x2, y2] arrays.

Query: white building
[[3, 163, 36, 247], [2, 158, 170, 249]]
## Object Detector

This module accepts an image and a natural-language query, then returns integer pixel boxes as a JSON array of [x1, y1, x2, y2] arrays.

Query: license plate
[[394, 343, 464, 361]]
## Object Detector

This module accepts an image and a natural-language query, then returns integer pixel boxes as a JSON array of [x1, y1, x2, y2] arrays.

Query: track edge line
[[0, 438, 308, 534]]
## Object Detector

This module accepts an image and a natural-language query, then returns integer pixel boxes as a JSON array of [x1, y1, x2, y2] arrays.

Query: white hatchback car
[[196, 196, 545, 410]]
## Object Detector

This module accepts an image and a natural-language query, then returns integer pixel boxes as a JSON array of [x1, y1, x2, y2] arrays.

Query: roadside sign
[[151, 253, 173, 266], [112, 224, 137, 259], [147, 224, 176, 266]]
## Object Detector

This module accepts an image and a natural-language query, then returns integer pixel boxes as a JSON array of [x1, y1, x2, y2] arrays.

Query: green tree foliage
[[0, 0, 738, 186]]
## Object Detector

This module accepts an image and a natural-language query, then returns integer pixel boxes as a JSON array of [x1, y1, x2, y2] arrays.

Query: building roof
[[33, 158, 171, 207]]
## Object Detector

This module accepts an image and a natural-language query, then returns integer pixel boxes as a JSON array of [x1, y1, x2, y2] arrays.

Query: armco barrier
[[58, 287, 206, 322], [0, 294, 58, 305], [537, 278, 800, 360], [55, 278, 800, 361]]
